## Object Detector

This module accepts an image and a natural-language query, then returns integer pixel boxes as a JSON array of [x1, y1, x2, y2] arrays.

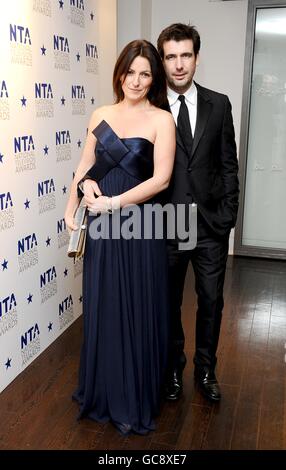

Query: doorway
[[235, 0, 286, 259]]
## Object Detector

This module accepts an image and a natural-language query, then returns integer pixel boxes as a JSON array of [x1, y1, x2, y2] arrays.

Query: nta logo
[[56, 130, 71, 145], [38, 179, 55, 196], [0, 293, 16, 317], [0, 80, 8, 98], [86, 44, 98, 58], [0, 192, 13, 211], [40, 266, 57, 287], [35, 83, 53, 99], [21, 323, 40, 349], [14, 135, 35, 153], [71, 85, 85, 99], [59, 295, 73, 315], [54, 35, 70, 52], [18, 233, 38, 255], [57, 218, 67, 234], [10, 24, 31, 44]]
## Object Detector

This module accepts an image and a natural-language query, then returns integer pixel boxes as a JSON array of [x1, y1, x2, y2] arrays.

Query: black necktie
[[177, 95, 193, 152]]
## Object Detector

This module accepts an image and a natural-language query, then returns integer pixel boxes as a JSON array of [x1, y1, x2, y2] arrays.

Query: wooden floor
[[1, 256, 286, 450]]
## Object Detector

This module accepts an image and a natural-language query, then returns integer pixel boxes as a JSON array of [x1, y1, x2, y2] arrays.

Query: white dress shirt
[[167, 81, 198, 137]]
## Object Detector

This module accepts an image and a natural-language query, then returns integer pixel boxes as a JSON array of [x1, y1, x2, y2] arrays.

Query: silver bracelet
[[106, 197, 114, 214]]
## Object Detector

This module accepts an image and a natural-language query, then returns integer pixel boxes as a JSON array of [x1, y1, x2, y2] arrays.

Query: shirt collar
[[167, 81, 197, 106]]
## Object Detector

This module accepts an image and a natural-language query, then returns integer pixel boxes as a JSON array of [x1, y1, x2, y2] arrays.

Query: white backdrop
[[0, 0, 115, 393]]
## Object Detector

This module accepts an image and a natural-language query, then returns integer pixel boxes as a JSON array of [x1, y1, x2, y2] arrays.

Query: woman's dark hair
[[113, 39, 168, 110], [157, 23, 201, 59]]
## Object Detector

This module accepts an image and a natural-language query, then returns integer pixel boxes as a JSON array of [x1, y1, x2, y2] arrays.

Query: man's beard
[[168, 76, 193, 93]]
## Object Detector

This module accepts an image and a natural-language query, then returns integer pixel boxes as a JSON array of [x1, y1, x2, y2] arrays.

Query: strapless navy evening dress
[[73, 120, 169, 435]]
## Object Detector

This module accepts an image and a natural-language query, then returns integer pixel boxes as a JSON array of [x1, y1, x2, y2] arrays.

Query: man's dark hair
[[157, 23, 201, 59]]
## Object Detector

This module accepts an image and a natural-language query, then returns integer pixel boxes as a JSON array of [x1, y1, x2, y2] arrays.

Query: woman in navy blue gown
[[65, 40, 175, 435]]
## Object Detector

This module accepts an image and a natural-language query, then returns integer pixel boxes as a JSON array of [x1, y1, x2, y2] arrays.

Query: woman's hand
[[83, 179, 115, 214], [65, 212, 78, 232], [88, 195, 112, 214], [83, 179, 102, 207]]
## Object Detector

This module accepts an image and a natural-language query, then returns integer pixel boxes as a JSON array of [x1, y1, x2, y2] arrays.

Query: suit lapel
[[190, 84, 212, 160]]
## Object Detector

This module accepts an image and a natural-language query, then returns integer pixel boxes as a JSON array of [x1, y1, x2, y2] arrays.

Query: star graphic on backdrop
[[0, 152, 4, 163], [61, 96, 66, 105], [62, 185, 67, 194], [43, 145, 49, 155], [21, 96, 27, 107], [5, 358, 12, 370], [79, 295, 83, 303], [91, 97, 95, 105], [2, 259, 8, 271], [41, 45, 46, 55], [27, 293, 33, 304], [59, 0, 64, 8], [77, 139, 81, 148], [90, 12, 94, 21], [76, 53, 80, 62], [64, 268, 68, 277], [24, 198, 30, 209], [46, 236, 51, 247], [48, 322, 53, 331]]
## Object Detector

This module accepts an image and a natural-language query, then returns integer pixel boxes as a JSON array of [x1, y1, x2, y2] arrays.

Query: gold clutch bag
[[67, 199, 88, 259]]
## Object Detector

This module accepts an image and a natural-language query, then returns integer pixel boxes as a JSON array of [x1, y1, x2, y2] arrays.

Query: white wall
[[98, 0, 117, 105], [117, 0, 142, 53], [117, 0, 249, 253]]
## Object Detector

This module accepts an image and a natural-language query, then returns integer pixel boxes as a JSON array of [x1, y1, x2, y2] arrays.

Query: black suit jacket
[[165, 82, 239, 237]]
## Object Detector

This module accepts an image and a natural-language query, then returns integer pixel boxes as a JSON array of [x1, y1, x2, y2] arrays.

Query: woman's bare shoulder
[[152, 107, 174, 128], [89, 104, 117, 128]]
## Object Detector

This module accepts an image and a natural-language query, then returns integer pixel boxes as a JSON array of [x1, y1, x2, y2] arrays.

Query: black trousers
[[167, 215, 230, 372]]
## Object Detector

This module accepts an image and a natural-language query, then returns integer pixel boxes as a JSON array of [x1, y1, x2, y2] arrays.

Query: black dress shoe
[[165, 368, 183, 401], [194, 368, 221, 402]]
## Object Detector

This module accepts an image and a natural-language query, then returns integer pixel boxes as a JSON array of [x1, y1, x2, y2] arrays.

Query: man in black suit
[[157, 23, 239, 402]]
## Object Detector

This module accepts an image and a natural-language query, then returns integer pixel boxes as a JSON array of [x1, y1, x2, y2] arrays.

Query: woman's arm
[[121, 112, 176, 205], [89, 111, 176, 213], [64, 110, 101, 230]]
